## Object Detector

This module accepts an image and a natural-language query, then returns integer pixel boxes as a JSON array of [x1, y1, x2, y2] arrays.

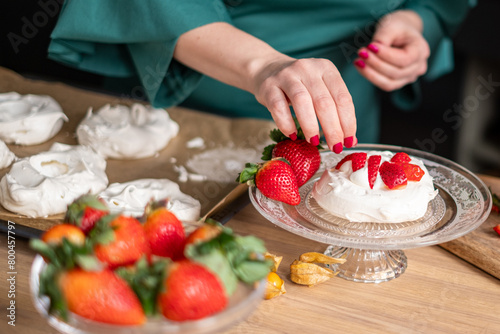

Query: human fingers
[[320, 69, 356, 152], [259, 85, 298, 140], [279, 75, 320, 145], [354, 59, 414, 92], [364, 39, 430, 69], [357, 47, 428, 81]]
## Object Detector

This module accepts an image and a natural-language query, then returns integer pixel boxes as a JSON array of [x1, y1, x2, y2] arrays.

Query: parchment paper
[[0, 66, 275, 231]]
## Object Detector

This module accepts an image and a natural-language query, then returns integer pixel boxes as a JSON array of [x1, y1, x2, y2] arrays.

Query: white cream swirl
[[0, 143, 108, 217], [312, 151, 438, 223], [98, 179, 201, 221], [77, 103, 179, 159], [0, 92, 68, 145]]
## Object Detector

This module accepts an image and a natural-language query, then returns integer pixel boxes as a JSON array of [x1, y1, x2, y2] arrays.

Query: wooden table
[[1, 183, 500, 334]]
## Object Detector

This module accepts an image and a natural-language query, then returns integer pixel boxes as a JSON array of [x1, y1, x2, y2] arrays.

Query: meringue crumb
[[186, 137, 205, 149], [174, 165, 206, 182]]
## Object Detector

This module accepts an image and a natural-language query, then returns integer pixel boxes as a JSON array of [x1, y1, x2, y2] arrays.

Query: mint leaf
[[185, 245, 238, 296], [233, 260, 272, 284]]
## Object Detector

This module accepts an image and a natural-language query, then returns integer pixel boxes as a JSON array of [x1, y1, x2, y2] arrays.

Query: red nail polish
[[310, 135, 320, 146], [289, 132, 297, 141], [358, 51, 369, 59], [333, 142, 343, 154], [354, 60, 365, 68], [368, 43, 379, 53], [344, 136, 354, 148]]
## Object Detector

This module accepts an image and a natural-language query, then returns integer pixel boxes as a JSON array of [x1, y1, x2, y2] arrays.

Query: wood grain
[[2, 202, 500, 334], [439, 175, 500, 279]]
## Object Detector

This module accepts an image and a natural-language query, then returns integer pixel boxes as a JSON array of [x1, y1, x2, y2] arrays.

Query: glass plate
[[249, 144, 492, 282], [30, 255, 265, 334]]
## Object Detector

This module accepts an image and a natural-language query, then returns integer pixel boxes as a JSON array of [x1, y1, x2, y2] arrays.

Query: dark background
[[1, 0, 499, 175]]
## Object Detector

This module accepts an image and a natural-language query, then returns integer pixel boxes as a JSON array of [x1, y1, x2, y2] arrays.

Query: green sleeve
[[391, 0, 471, 110], [48, 0, 231, 107]]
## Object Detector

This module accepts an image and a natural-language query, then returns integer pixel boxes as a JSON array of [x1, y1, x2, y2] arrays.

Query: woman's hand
[[175, 22, 356, 152], [354, 10, 430, 92], [251, 56, 356, 153]]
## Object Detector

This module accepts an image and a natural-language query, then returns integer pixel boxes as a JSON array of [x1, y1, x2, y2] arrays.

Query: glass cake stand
[[249, 144, 492, 283]]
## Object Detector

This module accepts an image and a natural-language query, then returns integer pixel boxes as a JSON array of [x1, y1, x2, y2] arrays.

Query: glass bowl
[[30, 255, 265, 334]]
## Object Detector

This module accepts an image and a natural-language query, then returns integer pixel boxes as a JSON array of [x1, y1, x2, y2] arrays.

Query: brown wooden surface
[[439, 175, 500, 279], [1, 185, 500, 334]]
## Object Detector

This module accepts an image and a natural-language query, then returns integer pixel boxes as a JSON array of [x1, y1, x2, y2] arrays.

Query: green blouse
[[48, 0, 469, 142]]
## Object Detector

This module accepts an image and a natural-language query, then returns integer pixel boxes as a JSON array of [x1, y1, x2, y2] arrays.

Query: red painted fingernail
[[289, 132, 297, 141], [358, 51, 369, 59], [354, 137, 358, 146], [310, 135, 320, 146], [368, 43, 379, 53], [344, 136, 354, 148], [333, 142, 343, 154], [354, 60, 365, 68]]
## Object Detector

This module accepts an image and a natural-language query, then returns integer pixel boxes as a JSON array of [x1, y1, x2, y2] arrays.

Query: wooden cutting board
[[439, 174, 500, 279]]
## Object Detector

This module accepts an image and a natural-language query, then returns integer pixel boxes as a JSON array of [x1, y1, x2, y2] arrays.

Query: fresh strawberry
[[59, 268, 146, 325], [184, 220, 223, 250], [93, 215, 150, 269], [41, 224, 86, 247], [494, 224, 500, 236], [398, 163, 425, 181], [237, 158, 300, 205], [262, 127, 321, 187], [335, 152, 367, 171], [491, 189, 500, 214], [379, 161, 408, 189], [367, 155, 381, 189], [158, 260, 227, 321], [143, 201, 185, 260], [65, 194, 109, 234], [391, 152, 412, 164]]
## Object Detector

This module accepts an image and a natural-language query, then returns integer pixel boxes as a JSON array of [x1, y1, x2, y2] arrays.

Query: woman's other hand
[[354, 10, 430, 92]]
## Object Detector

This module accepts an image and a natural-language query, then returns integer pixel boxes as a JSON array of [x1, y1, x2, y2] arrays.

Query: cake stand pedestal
[[249, 144, 492, 283], [324, 247, 406, 283]]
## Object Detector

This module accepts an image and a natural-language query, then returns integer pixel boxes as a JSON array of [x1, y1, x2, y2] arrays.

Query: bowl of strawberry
[[29, 195, 271, 334]]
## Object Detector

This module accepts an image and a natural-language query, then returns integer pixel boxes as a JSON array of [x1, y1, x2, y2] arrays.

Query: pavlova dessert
[[312, 151, 438, 223]]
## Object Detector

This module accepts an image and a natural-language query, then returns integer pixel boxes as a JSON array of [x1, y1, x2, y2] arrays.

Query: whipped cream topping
[[0, 140, 16, 169], [98, 179, 201, 221], [0, 143, 108, 217], [0, 92, 68, 145], [312, 151, 438, 223], [77, 103, 179, 159]]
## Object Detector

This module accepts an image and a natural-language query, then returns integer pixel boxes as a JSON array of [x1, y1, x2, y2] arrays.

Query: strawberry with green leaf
[[262, 127, 321, 187], [58, 268, 146, 325], [185, 224, 271, 296], [92, 214, 151, 269], [65, 194, 109, 234], [158, 260, 228, 321], [237, 158, 300, 205]]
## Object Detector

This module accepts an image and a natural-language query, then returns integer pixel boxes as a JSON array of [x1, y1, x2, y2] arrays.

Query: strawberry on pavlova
[[312, 151, 438, 223]]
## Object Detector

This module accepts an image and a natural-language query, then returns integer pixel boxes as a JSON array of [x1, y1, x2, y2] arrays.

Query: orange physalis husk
[[265, 271, 286, 300], [290, 260, 338, 287], [299, 252, 346, 265], [264, 252, 283, 272]]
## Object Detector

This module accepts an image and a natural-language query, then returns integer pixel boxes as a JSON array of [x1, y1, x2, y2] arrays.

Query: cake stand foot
[[324, 246, 407, 283]]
